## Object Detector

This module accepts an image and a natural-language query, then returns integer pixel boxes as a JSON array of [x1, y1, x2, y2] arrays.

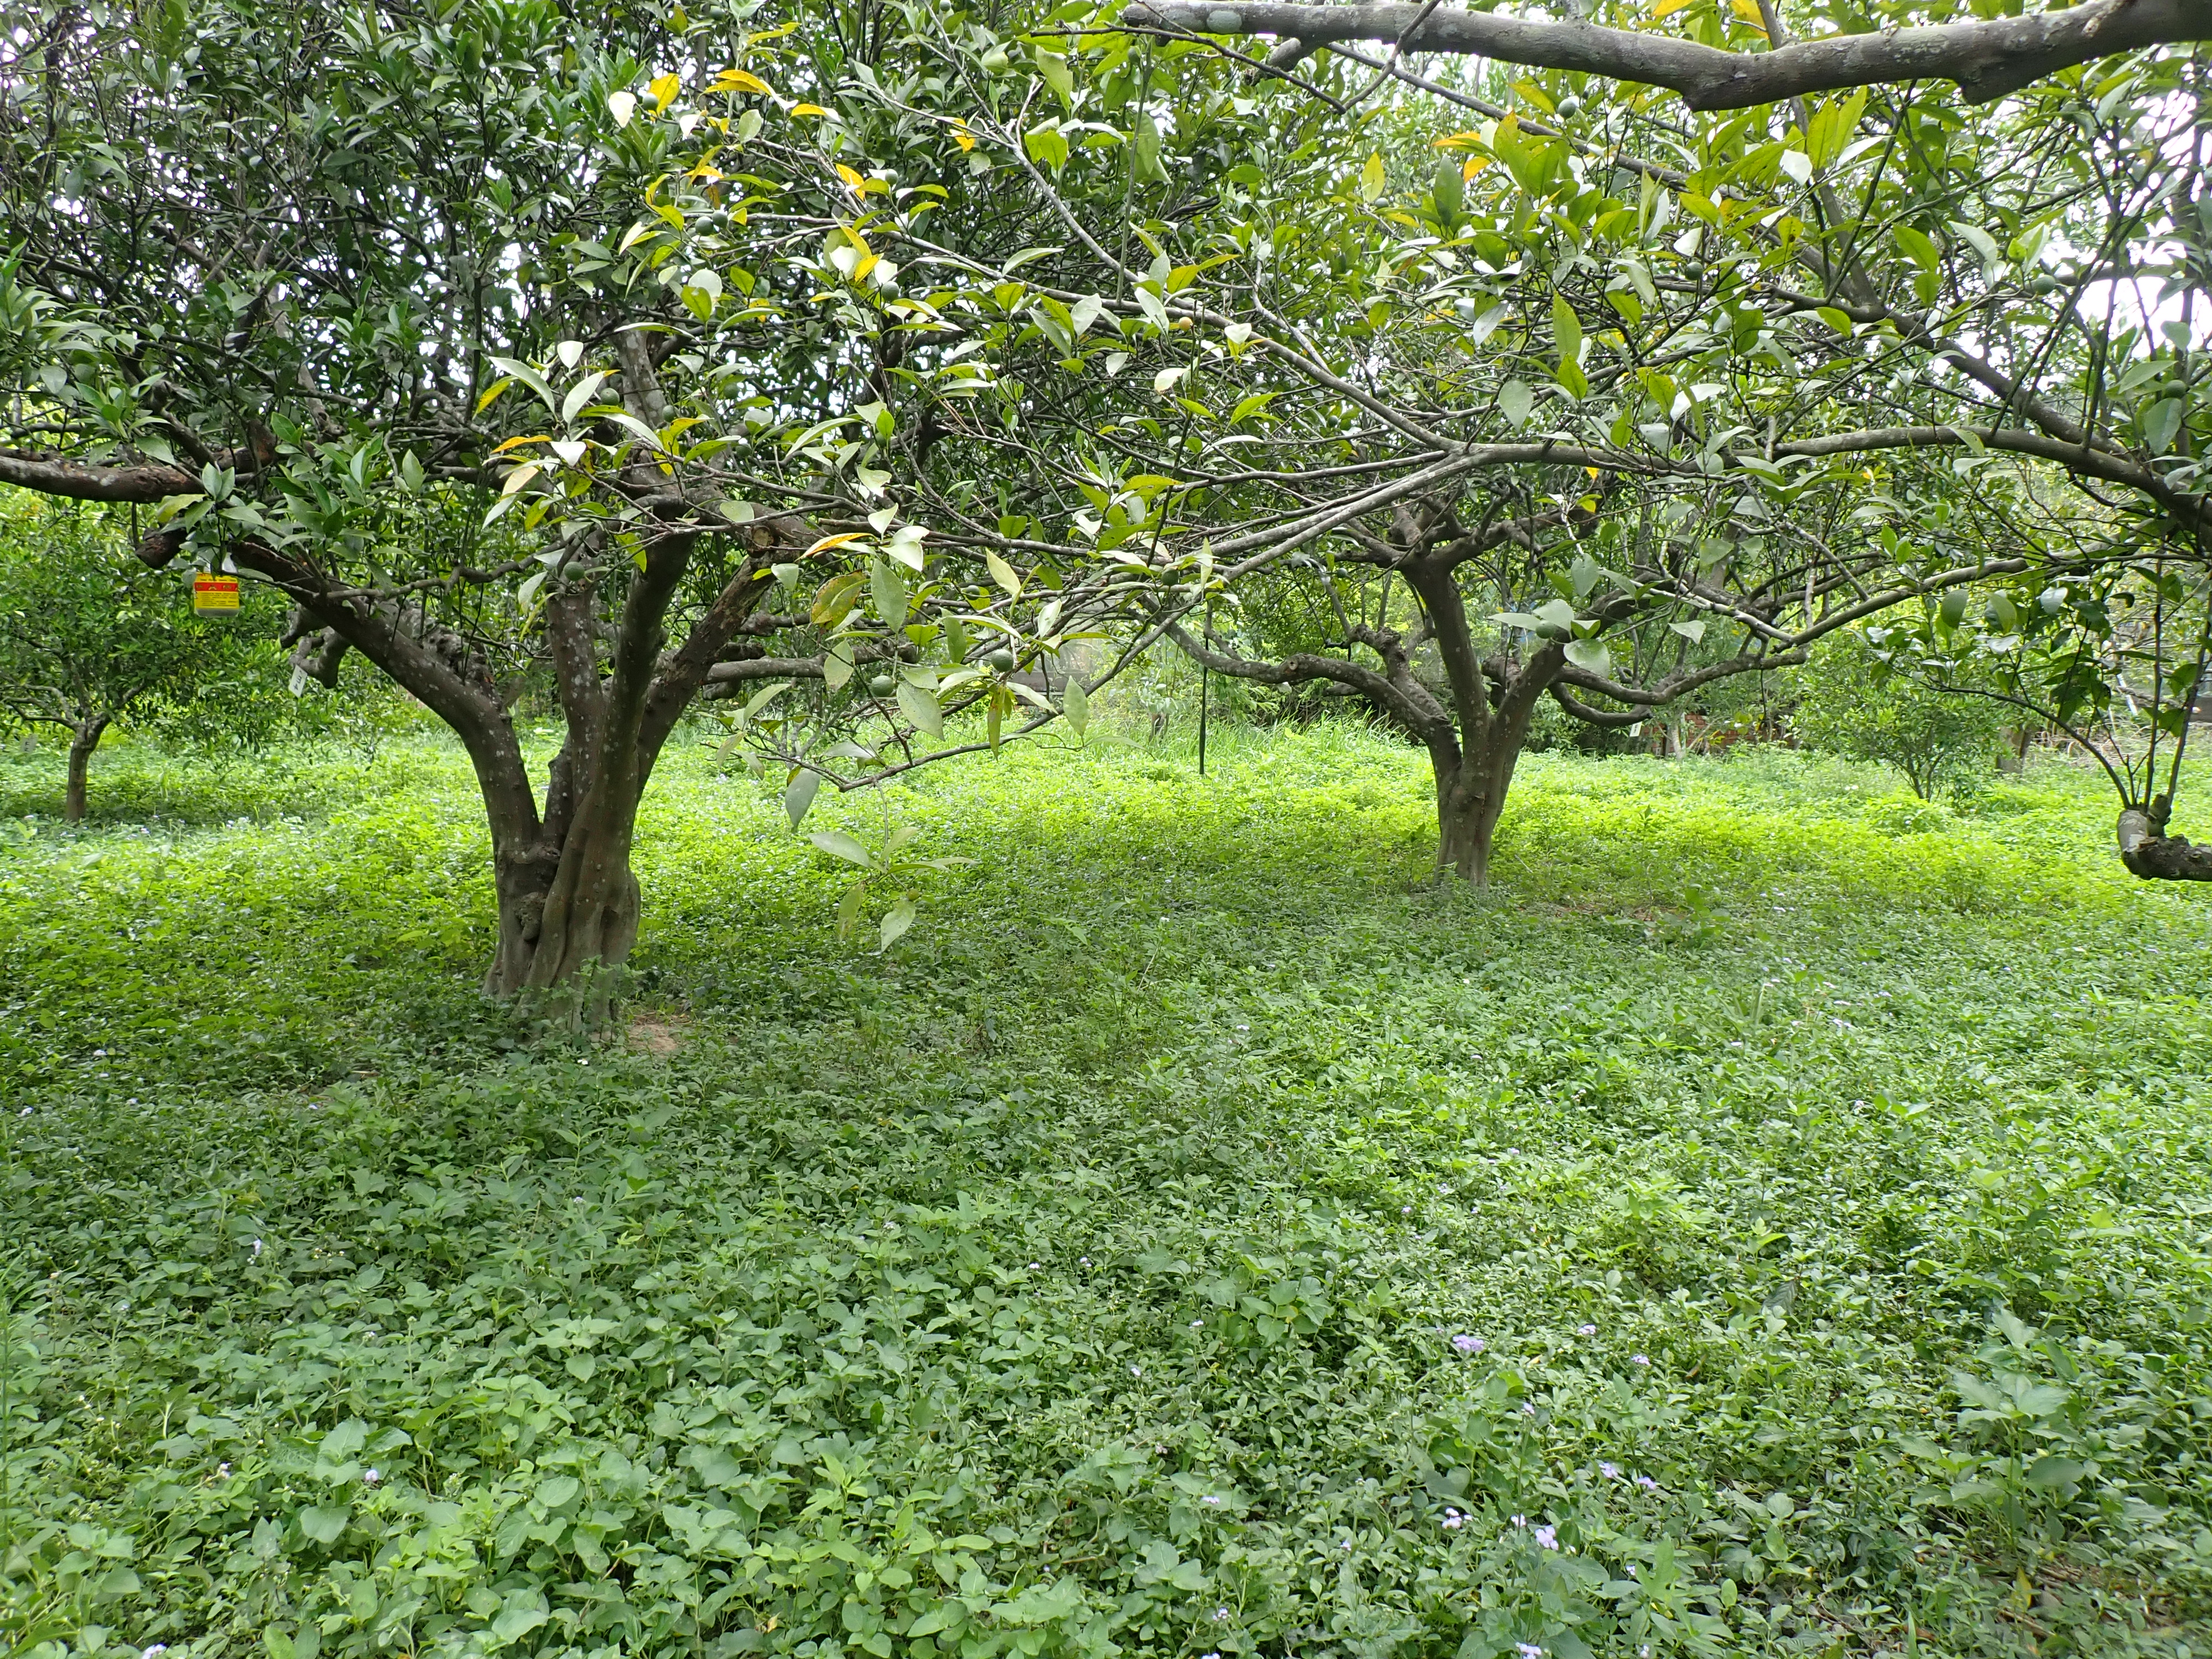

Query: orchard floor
[[1, 723, 2208, 1659]]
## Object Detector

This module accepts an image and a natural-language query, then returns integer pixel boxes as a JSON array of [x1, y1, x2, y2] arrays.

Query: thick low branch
[[2117, 806, 2212, 880], [1555, 644, 1808, 708], [1551, 684, 1645, 728], [1164, 619, 1449, 737], [0, 449, 197, 502], [1122, 0, 2209, 109], [701, 656, 831, 688]]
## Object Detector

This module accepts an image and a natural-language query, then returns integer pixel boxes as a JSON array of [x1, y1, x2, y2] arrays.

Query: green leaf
[[560, 370, 611, 425], [1803, 88, 1866, 169], [1036, 50, 1073, 102], [298, 1504, 349, 1544], [896, 680, 943, 738], [785, 768, 822, 828], [491, 1594, 549, 1645], [2143, 397, 2184, 453], [877, 894, 916, 951], [1563, 638, 1612, 676], [487, 355, 558, 414], [2025, 1455, 2086, 1488], [870, 559, 910, 627], [1498, 378, 1534, 429], [1893, 225, 1940, 275], [537, 1474, 578, 1507], [1552, 294, 1582, 370], [1024, 123, 1070, 172], [810, 831, 875, 869], [823, 636, 855, 691], [1062, 674, 1089, 735]]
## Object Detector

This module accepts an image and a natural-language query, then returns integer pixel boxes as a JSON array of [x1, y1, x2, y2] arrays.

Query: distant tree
[[0, 498, 268, 821], [1790, 633, 2007, 800]]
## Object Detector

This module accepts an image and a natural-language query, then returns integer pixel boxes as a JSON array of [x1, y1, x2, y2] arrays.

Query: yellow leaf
[[1652, 0, 1694, 17], [1728, 0, 1767, 24], [712, 67, 772, 96], [951, 121, 976, 153], [1432, 130, 1484, 150], [837, 163, 865, 189], [650, 72, 681, 111], [1462, 156, 1489, 181], [476, 378, 514, 415], [500, 462, 541, 497], [491, 434, 550, 455], [790, 102, 831, 118], [805, 531, 873, 557]]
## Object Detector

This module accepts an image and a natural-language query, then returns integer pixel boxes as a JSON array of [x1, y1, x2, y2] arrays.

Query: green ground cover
[[1, 725, 2208, 1659]]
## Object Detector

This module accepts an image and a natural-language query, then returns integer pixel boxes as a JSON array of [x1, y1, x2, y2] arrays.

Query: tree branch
[[1163, 619, 1448, 737], [0, 450, 197, 503], [1122, 0, 2210, 109], [2117, 806, 2212, 880]]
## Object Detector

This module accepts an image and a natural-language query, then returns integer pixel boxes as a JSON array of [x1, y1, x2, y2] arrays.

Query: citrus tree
[[0, 495, 278, 821], [1077, 0, 2212, 879], [0, 0, 1167, 1004]]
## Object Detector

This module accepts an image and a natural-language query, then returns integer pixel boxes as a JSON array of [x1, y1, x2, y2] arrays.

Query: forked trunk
[[64, 716, 109, 825], [484, 784, 645, 1016], [1430, 721, 1525, 885]]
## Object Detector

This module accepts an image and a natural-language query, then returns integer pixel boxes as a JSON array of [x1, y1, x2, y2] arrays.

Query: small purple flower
[[1520, 1402, 1536, 1417], [1577, 1323, 1597, 1337], [1518, 1645, 1545, 1659], [362, 1467, 379, 1486], [1533, 1524, 1557, 1550], [1511, 1514, 1526, 1527], [1202, 1494, 1223, 1506], [1599, 1462, 1621, 1480], [1452, 1333, 1485, 1354], [1632, 1353, 1650, 1366], [1634, 1474, 1658, 1491], [1441, 1507, 1464, 1530]]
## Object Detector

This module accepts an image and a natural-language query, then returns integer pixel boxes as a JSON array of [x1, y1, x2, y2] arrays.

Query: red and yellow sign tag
[[192, 574, 240, 613]]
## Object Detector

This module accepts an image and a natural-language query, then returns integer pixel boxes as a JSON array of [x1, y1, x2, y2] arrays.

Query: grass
[[1, 721, 2208, 1659]]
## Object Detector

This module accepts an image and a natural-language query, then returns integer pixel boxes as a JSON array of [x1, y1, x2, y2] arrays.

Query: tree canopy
[[7, 0, 2212, 1001]]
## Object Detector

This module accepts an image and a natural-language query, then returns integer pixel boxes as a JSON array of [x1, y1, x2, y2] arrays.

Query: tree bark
[[223, 524, 779, 1018], [64, 714, 109, 823], [2116, 806, 2212, 881], [1427, 669, 1550, 883], [0, 427, 792, 1013], [1121, 0, 2212, 109]]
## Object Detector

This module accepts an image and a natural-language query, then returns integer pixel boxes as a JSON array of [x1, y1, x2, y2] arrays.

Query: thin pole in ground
[[1198, 597, 1211, 776]]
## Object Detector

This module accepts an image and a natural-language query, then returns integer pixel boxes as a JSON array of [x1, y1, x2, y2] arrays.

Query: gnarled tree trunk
[[1429, 709, 1538, 884], [2117, 804, 2212, 880], [64, 714, 109, 823], [219, 511, 788, 1019], [1401, 553, 1563, 885]]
